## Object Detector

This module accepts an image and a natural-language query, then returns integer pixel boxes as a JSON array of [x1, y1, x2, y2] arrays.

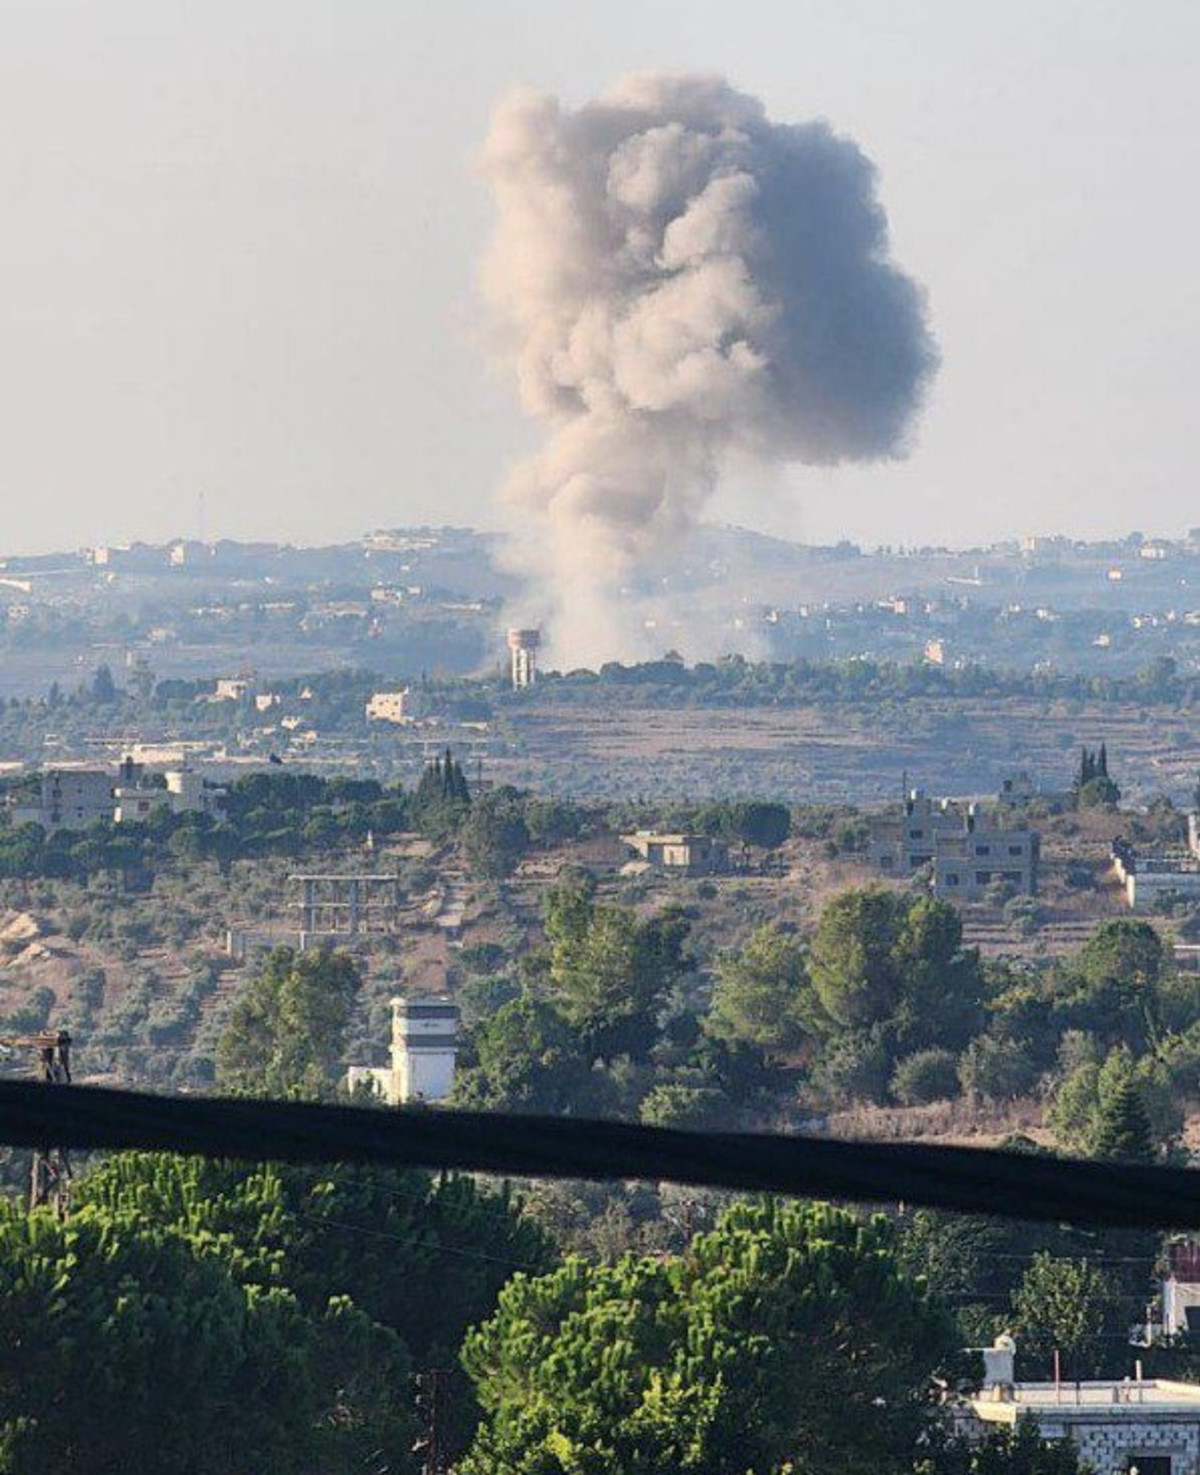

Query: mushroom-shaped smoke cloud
[[481, 72, 937, 666]]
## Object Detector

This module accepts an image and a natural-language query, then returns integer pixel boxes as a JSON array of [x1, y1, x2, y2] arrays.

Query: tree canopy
[[461, 1198, 959, 1475], [216, 946, 359, 1098]]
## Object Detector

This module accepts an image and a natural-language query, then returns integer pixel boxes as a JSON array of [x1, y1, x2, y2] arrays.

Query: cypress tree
[[1092, 1079, 1156, 1164], [1097, 742, 1108, 778]]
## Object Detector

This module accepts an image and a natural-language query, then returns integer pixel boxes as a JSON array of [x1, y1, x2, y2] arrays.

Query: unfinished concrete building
[[869, 790, 1039, 900]]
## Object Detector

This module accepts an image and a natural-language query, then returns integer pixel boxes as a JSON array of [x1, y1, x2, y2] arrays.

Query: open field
[[494, 694, 1199, 803]]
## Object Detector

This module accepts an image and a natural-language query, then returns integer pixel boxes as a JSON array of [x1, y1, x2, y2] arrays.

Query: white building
[[959, 1337, 1200, 1475], [212, 677, 253, 702], [507, 628, 540, 690], [1164, 1243, 1200, 1339], [345, 995, 460, 1106], [114, 766, 226, 825], [365, 689, 410, 725]]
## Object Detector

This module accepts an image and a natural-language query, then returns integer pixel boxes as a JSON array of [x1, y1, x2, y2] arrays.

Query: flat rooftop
[[971, 1380, 1200, 1423]]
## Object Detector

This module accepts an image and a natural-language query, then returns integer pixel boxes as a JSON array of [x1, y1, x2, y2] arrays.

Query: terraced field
[[495, 694, 1198, 803]]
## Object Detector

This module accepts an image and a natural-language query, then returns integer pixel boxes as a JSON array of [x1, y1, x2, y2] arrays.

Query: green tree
[[919, 1422, 1086, 1475], [0, 1200, 411, 1474], [454, 997, 592, 1114], [461, 1199, 958, 1475], [808, 889, 984, 1057], [1049, 1045, 1180, 1158], [958, 1035, 1041, 1103], [728, 800, 791, 849], [891, 1048, 961, 1105], [1091, 1077, 1157, 1163], [706, 925, 809, 1056], [1010, 1253, 1123, 1381], [1057, 919, 1167, 1051], [460, 787, 530, 878], [638, 1081, 729, 1130], [542, 877, 689, 1060], [216, 945, 359, 1097], [90, 664, 118, 703], [75, 1151, 554, 1371]]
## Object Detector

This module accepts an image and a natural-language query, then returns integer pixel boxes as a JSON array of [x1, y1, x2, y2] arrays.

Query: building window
[[908, 828, 924, 840], [975, 844, 991, 856], [1008, 844, 1024, 856], [944, 874, 959, 886]]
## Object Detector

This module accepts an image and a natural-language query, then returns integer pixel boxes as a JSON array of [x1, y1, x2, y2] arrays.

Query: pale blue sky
[[1, 1, 1197, 553]]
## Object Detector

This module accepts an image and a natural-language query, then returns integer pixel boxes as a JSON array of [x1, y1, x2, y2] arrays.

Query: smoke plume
[[481, 72, 937, 665]]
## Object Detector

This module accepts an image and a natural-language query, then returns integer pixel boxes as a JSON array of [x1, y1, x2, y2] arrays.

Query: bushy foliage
[[216, 946, 360, 1098], [461, 1199, 958, 1475], [0, 1196, 413, 1473], [891, 1048, 961, 1106]]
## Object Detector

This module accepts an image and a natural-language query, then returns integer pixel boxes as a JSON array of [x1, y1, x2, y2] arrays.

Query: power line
[[0, 1081, 1196, 1229], [289, 1209, 543, 1274]]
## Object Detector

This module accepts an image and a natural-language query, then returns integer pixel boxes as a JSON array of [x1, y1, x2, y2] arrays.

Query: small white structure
[[212, 677, 253, 702], [365, 689, 410, 725], [391, 994, 459, 1103], [344, 995, 460, 1106]]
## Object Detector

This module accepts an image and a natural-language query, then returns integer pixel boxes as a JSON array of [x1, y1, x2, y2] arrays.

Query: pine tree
[[1092, 1078, 1156, 1164]]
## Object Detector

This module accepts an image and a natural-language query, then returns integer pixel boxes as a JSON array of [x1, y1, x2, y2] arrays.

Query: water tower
[[506, 628, 541, 691]]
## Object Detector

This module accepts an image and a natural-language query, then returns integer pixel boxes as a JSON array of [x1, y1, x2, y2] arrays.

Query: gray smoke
[[481, 72, 937, 665]]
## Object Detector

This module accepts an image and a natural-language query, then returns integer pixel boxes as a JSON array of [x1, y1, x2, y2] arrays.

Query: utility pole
[[413, 1368, 449, 1475], [0, 1029, 72, 1214]]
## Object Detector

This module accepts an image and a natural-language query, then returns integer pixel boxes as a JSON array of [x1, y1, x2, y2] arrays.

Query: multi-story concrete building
[[10, 768, 115, 831], [869, 791, 1039, 899]]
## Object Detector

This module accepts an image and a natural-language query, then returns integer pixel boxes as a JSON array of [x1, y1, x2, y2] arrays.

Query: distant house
[[113, 763, 227, 825], [869, 790, 1039, 899], [1112, 826, 1200, 912], [11, 768, 115, 831], [212, 677, 253, 702], [621, 832, 729, 876], [365, 689, 410, 725]]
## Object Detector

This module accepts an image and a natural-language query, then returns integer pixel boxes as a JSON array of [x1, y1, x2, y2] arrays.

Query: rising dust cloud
[[480, 72, 937, 667]]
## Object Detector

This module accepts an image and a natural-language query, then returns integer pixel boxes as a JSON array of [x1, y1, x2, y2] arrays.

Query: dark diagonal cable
[[0, 1081, 1195, 1229]]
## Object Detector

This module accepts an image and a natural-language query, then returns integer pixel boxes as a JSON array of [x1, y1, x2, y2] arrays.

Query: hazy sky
[[2, 1, 1198, 554]]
